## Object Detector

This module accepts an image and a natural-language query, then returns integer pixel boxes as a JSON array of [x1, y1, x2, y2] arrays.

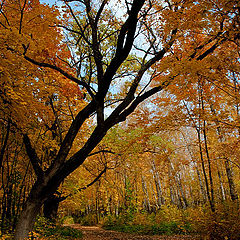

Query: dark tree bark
[[43, 193, 63, 221], [0, 119, 10, 172], [200, 98, 215, 212]]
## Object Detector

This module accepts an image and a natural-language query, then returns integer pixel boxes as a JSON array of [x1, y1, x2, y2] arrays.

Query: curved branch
[[58, 166, 107, 202], [23, 53, 95, 99], [88, 149, 117, 157]]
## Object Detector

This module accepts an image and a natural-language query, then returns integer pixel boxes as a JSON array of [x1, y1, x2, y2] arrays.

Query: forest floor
[[64, 224, 203, 240]]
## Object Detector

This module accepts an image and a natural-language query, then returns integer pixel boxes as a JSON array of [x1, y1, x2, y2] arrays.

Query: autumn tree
[[150, 3, 240, 209], [0, 0, 239, 239]]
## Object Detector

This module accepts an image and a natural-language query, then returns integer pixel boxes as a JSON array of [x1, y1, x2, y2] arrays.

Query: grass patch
[[40, 225, 83, 239]]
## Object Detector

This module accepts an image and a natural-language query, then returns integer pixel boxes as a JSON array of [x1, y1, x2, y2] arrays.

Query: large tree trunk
[[14, 200, 42, 240], [14, 168, 66, 240], [14, 188, 43, 240]]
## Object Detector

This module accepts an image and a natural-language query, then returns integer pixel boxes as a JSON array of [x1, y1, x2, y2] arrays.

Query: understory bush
[[61, 215, 75, 225], [102, 210, 191, 236], [185, 202, 240, 240], [73, 213, 98, 226], [103, 220, 191, 235], [33, 216, 83, 239], [102, 202, 240, 239]]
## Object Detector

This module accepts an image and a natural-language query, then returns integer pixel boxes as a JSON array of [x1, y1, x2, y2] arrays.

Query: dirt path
[[64, 224, 202, 240]]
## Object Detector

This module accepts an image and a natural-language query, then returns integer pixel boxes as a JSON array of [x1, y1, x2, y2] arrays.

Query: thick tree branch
[[196, 38, 227, 60], [78, 166, 107, 191], [47, 100, 96, 174], [99, 0, 145, 97], [116, 79, 172, 123], [84, 1, 104, 125], [23, 134, 44, 178], [49, 96, 63, 144]]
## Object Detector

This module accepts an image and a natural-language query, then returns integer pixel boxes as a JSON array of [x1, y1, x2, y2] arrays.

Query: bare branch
[[23, 51, 96, 99], [19, 0, 27, 34], [88, 149, 117, 157], [59, 165, 108, 201], [95, 0, 108, 24]]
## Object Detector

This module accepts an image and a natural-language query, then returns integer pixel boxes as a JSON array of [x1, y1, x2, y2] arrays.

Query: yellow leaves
[[0, 233, 13, 240]]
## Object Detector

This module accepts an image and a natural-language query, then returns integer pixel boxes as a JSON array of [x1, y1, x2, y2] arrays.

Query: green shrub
[[103, 223, 150, 234], [152, 222, 191, 235], [34, 216, 83, 239], [61, 216, 75, 225], [103, 221, 191, 236], [74, 213, 98, 226]]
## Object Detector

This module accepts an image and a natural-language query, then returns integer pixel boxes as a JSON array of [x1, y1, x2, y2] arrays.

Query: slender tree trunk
[[151, 182, 158, 210], [168, 160, 177, 206], [141, 176, 151, 212], [151, 159, 164, 207], [202, 119, 215, 211], [199, 84, 215, 211], [169, 185, 176, 205], [180, 129, 207, 203], [217, 167, 226, 201], [195, 82, 215, 212], [196, 126, 215, 212], [209, 103, 239, 201], [169, 160, 188, 209], [175, 187, 182, 208], [182, 102, 210, 205], [6, 184, 13, 226], [195, 163, 207, 203], [176, 173, 188, 209], [0, 119, 10, 172], [225, 159, 238, 201]]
